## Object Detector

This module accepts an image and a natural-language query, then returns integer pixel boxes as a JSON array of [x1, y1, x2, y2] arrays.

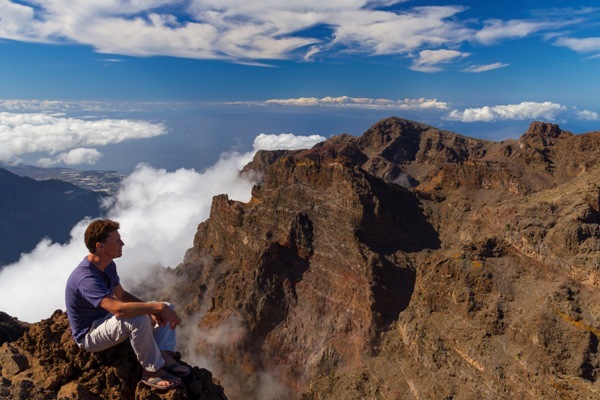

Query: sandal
[[163, 362, 191, 377], [141, 369, 182, 390], [160, 350, 191, 377]]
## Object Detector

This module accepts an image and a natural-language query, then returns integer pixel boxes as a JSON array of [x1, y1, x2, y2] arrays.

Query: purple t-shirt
[[65, 257, 120, 344]]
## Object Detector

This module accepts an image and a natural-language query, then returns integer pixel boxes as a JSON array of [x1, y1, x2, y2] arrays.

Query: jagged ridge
[[177, 117, 600, 399]]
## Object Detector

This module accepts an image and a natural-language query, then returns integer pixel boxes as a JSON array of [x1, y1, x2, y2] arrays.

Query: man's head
[[85, 219, 121, 254]]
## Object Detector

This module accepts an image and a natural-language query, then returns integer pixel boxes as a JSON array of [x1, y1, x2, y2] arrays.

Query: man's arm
[[113, 284, 144, 303], [100, 286, 181, 329]]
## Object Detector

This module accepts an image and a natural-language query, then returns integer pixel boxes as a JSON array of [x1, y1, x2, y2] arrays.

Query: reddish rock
[[172, 117, 599, 399], [0, 311, 227, 400]]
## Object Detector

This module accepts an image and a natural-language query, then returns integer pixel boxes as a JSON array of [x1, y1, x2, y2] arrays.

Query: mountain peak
[[523, 121, 572, 140]]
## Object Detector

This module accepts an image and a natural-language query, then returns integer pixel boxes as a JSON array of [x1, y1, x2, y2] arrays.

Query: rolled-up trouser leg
[[83, 314, 165, 372]]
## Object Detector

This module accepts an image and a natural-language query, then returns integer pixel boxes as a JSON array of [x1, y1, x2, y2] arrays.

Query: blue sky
[[1, 0, 599, 173]]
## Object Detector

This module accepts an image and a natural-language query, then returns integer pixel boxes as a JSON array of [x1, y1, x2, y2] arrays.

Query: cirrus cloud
[[462, 62, 509, 73], [0, 0, 590, 71], [410, 49, 469, 72], [474, 19, 561, 45]]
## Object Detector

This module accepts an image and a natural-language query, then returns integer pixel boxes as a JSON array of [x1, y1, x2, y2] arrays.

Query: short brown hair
[[85, 219, 120, 253]]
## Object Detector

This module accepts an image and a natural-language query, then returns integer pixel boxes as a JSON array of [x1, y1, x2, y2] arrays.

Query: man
[[65, 219, 189, 390]]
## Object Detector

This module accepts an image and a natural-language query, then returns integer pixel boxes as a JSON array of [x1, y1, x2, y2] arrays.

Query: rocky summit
[[1, 117, 599, 400], [174, 118, 599, 399], [0, 311, 227, 399]]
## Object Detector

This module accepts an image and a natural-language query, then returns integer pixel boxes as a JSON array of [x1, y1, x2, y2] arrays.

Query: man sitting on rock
[[65, 219, 189, 390]]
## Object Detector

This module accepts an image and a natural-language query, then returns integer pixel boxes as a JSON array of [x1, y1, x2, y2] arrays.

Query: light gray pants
[[82, 311, 176, 372]]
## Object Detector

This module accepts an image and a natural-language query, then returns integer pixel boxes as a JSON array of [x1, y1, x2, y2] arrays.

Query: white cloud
[[576, 109, 599, 121], [475, 19, 563, 45], [0, 133, 325, 322], [327, 5, 472, 55], [0, 111, 166, 163], [446, 101, 566, 122], [253, 133, 326, 150], [256, 96, 449, 110], [0, 1, 588, 66], [303, 45, 321, 61], [410, 49, 469, 72], [0, 1, 472, 61], [555, 36, 600, 54], [37, 148, 103, 166], [462, 62, 509, 73]]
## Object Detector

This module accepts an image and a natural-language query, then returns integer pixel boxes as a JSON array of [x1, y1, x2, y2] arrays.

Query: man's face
[[99, 230, 124, 259]]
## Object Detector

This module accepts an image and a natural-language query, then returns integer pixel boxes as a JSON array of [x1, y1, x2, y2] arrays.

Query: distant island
[[0, 163, 123, 196]]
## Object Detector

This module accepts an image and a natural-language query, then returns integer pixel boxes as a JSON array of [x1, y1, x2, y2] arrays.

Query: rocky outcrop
[[0, 311, 227, 400], [173, 118, 599, 399], [0, 311, 29, 346]]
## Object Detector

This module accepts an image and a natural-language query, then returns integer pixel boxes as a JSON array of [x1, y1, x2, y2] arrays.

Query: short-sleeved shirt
[[65, 256, 120, 344]]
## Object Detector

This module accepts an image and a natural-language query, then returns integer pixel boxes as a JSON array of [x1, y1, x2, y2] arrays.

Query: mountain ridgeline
[[175, 118, 600, 399], [1, 118, 599, 399], [0, 168, 107, 266]]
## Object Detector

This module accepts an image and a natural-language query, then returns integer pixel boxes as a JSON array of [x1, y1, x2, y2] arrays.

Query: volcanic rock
[[172, 117, 599, 399], [0, 310, 227, 399], [0, 311, 29, 346]]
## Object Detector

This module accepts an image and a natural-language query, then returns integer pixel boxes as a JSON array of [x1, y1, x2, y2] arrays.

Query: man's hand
[[154, 303, 181, 329], [101, 297, 181, 328]]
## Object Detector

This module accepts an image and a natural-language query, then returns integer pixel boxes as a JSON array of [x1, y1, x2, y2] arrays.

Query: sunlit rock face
[[173, 117, 600, 399]]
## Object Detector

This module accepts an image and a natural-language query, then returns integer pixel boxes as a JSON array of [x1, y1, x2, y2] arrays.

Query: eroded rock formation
[[174, 118, 599, 399]]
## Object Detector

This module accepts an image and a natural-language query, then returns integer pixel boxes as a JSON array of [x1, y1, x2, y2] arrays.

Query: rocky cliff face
[[175, 118, 599, 399]]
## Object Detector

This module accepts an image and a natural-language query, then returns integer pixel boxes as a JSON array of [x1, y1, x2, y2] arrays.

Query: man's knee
[[154, 301, 174, 310], [122, 314, 152, 332]]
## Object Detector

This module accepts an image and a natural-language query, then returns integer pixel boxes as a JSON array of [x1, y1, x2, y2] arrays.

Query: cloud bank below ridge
[[0, 133, 326, 323]]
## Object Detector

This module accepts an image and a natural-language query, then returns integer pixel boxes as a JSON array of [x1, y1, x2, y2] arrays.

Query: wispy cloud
[[462, 62, 509, 73], [0, 111, 166, 165], [554, 36, 600, 56], [0, 0, 587, 68], [410, 49, 469, 72], [474, 19, 564, 45], [230, 96, 449, 111], [446, 101, 567, 122]]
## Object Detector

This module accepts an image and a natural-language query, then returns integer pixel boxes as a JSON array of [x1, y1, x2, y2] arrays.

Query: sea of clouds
[[0, 132, 325, 323]]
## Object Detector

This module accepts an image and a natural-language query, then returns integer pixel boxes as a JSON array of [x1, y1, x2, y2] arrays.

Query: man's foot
[[161, 350, 191, 377], [141, 369, 181, 390]]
